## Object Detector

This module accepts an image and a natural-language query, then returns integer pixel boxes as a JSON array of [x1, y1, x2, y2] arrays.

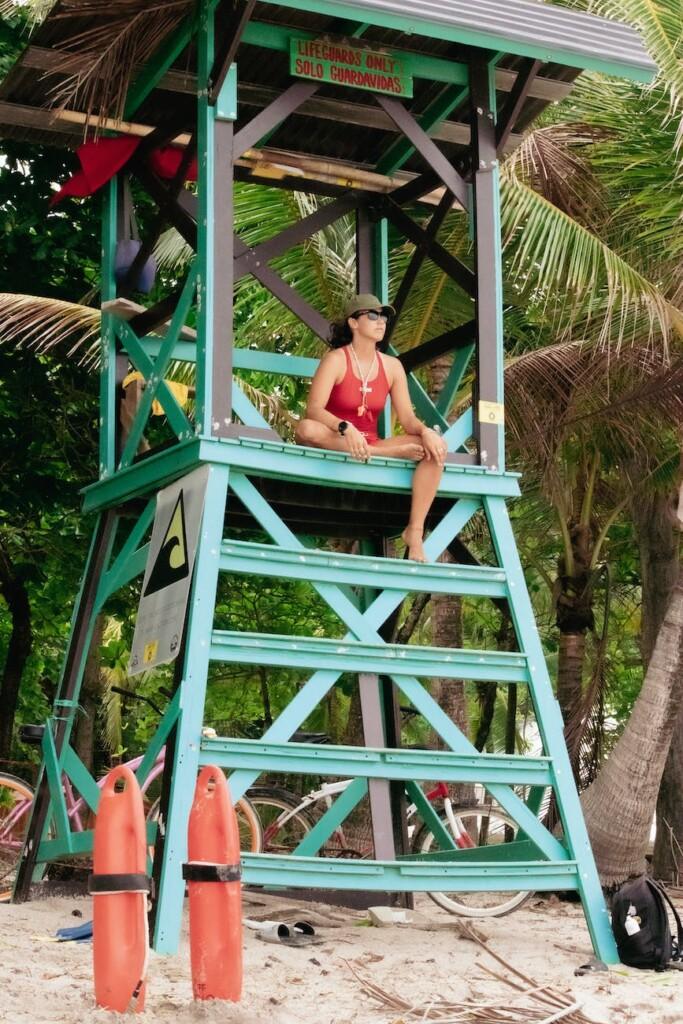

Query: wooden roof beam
[[17, 44, 575, 104], [0, 101, 464, 206]]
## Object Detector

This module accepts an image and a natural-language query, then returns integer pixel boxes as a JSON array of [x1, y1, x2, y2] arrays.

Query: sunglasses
[[353, 309, 390, 323]]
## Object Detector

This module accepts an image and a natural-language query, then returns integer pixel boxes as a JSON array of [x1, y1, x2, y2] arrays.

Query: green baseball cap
[[343, 293, 395, 319]]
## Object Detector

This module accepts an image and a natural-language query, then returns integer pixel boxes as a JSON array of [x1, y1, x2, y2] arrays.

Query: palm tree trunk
[[581, 566, 683, 885], [654, 733, 683, 885], [429, 583, 467, 747], [554, 518, 596, 774], [557, 631, 586, 727], [632, 489, 683, 882]]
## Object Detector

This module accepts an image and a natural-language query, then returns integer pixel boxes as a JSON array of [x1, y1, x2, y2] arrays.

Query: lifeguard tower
[[1, 0, 654, 959]]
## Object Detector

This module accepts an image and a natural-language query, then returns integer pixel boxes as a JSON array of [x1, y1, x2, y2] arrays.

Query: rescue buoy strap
[[88, 872, 152, 894], [182, 862, 241, 883]]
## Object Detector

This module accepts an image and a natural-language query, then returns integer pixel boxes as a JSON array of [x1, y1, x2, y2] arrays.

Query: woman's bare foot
[[370, 441, 424, 461], [402, 526, 427, 562]]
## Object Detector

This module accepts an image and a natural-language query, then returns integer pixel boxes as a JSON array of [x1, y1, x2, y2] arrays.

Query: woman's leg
[[295, 418, 349, 452], [402, 457, 444, 561], [372, 436, 445, 562], [296, 426, 444, 560]]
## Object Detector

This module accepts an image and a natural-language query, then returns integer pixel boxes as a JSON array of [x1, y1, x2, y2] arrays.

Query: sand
[[1, 890, 682, 1023]]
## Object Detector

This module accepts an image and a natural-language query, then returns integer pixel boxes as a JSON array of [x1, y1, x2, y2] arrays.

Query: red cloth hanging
[[50, 137, 198, 207], [149, 147, 198, 182]]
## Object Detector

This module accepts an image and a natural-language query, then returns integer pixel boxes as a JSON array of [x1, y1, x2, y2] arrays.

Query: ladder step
[[220, 540, 508, 598], [210, 630, 530, 683], [241, 853, 578, 892], [200, 736, 552, 786]]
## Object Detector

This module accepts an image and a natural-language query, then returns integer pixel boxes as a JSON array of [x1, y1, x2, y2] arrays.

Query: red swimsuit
[[325, 347, 391, 444]]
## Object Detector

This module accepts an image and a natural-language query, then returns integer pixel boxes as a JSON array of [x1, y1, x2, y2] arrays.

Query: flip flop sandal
[[256, 922, 321, 946], [55, 920, 94, 943], [574, 959, 608, 976]]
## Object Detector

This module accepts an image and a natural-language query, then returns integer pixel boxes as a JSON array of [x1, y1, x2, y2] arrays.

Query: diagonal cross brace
[[383, 201, 475, 298], [116, 321, 193, 445], [233, 80, 321, 157], [374, 95, 469, 211], [95, 500, 155, 610], [208, 0, 256, 104], [233, 235, 330, 340], [119, 264, 198, 468], [224, 475, 562, 860], [387, 189, 454, 346], [234, 193, 364, 281]]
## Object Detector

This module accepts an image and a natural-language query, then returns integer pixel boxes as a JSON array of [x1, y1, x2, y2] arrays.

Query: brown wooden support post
[[470, 57, 505, 471], [355, 206, 373, 294], [112, 177, 132, 465], [356, 216, 410, 884]]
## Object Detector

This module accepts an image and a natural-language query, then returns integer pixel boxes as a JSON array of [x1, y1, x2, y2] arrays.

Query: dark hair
[[328, 313, 389, 351], [329, 317, 353, 348]]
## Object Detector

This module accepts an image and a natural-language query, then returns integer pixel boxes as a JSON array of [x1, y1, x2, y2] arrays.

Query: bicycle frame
[[61, 750, 166, 832], [262, 777, 454, 851]]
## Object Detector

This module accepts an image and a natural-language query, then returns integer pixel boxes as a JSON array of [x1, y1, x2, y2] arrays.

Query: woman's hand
[[344, 423, 371, 461], [420, 427, 448, 465]]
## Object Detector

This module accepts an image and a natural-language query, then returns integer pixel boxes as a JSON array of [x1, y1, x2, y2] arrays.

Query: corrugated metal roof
[[263, 0, 657, 82]]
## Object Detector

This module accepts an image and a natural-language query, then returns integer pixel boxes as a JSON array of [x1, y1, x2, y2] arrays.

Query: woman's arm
[[303, 349, 370, 460], [305, 350, 346, 432], [387, 356, 447, 462]]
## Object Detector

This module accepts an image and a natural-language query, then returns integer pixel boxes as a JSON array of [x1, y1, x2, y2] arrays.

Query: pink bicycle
[[0, 688, 262, 901]]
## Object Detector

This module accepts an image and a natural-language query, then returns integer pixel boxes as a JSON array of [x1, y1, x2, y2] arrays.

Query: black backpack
[[611, 876, 683, 970]]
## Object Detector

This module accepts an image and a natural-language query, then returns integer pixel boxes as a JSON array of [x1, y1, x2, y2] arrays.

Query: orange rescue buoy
[[91, 764, 149, 1013], [184, 765, 242, 1001]]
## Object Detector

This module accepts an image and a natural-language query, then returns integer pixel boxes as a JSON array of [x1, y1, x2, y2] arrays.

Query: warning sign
[[128, 465, 210, 676], [290, 37, 413, 98], [143, 493, 190, 596]]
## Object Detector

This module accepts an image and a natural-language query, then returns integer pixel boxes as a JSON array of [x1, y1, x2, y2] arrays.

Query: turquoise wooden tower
[[5, 0, 655, 960]]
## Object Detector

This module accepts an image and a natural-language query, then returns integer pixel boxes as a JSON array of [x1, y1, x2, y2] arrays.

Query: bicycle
[[247, 775, 532, 918], [0, 688, 262, 902]]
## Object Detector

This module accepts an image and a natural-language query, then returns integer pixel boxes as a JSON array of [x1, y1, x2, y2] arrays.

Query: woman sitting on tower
[[295, 294, 448, 562]]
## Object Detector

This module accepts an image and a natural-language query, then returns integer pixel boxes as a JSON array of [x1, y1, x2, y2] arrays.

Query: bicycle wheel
[[0, 773, 34, 902], [145, 794, 262, 853], [246, 786, 316, 855], [412, 803, 533, 918]]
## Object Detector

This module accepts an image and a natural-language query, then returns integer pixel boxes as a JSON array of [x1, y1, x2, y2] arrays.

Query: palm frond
[[575, 0, 683, 142], [0, 0, 52, 23], [503, 341, 683, 496], [45, 2, 192, 128], [543, 73, 683, 282], [237, 379, 298, 439], [500, 173, 683, 350], [153, 226, 194, 272], [505, 123, 610, 230], [0, 293, 101, 360]]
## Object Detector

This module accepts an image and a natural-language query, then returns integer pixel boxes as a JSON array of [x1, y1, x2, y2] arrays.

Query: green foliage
[[0, 140, 101, 757]]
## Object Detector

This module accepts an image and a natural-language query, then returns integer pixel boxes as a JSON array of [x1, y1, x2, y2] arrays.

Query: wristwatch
[[338, 420, 349, 436]]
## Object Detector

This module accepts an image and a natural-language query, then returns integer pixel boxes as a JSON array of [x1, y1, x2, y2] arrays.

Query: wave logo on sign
[[143, 491, 190, 597]]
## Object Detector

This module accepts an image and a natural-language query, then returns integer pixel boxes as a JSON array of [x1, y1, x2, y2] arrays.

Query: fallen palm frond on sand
[[344, 922, 598, 1024]]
